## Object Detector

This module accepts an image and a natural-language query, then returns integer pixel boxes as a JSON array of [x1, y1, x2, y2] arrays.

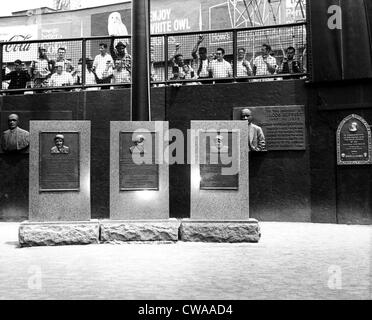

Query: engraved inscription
[[234, 105, 306, 150], [119, 132, 159, 190], [39, 132, 80, 191], [337, 114, 372, 165]]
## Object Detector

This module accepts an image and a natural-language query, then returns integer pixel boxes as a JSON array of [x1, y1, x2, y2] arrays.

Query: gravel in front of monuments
[[0, 222, 370, 300]]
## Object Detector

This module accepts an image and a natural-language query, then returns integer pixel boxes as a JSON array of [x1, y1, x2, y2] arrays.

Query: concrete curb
[[18, 219, 261, 246], [19, 220, 100, 247], [100, 219, 181, 243], [179, 219, 261, 243]]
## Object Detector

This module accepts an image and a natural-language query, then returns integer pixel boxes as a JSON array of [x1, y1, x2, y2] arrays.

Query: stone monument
[[19, 121, 99, 247], [100, 121, 179, 242], [180, 121, 260, 243]]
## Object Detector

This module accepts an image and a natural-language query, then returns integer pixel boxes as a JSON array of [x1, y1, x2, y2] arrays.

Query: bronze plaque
[[119, 132, 159, 191], [337, 114, 372, 165], [39, 132, 80, 192], [200, 131, 239, 190], [233, 106, 306, 150]]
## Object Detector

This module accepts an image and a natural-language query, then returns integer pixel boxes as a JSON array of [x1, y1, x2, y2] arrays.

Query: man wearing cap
[[191, 36, 211, 81], [51, 134, 69, 154], [241, 108, 266, 152], [1, 114, 30, 153], [49, 62, 74, 89], [110, 37, 131, 63], [1, 59, 31, 93]]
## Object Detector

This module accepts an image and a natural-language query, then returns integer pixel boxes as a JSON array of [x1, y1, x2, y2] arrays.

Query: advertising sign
[[0, 25, 38, 62]]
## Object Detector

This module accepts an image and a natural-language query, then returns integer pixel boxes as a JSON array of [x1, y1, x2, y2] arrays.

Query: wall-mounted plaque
[[337, 114, 372, 165], [39, 132, 80, 192], [233, 105, 306, 150], [119, 131, 159, 191], [199, 131, 239, 190]]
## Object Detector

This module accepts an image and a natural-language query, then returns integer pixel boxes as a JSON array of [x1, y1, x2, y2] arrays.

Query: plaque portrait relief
[[120, 131, 159, 191], [210, 135, 229, 154], [50, 134, 70, 154], [199, 130, 239, 190], [1, 113, 30, 154], [39, 132, 80, 192], [129, 135, 145, 155], [337, 114, 372, 165]]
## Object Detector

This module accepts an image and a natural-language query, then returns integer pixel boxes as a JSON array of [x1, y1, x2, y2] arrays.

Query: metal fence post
[[232, 29, 238, 81], [0, 43, 3, 89], [81, 39, 86, 89], [164, 35, 168, 83]]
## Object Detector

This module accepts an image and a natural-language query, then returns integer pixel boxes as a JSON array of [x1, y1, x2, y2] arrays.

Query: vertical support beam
[[81, 39, 86, 90], [131, 0, 151, 121], [232, 29, 238, 81], [164, 35, 169, 82], [0, 43, 3, 86]]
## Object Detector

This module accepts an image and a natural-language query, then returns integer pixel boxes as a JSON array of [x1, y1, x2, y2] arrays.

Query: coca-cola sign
[[0, 25, 38, 63]]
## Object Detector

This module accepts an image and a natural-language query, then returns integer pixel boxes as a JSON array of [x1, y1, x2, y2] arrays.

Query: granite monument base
[[19, 220, 100, 247], [100, 219, 180, 243], [180, 219, 261, 243]]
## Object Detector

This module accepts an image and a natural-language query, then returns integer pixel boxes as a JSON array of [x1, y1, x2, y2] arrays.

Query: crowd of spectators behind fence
[[1, 34, 306, 94]]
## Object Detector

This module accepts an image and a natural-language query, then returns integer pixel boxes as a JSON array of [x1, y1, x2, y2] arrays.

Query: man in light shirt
[[49, 62, 74, 89], [92, 43, 113, 87], [207, 47, 233, 80], [252, 44, 278, 78], [103, 58, 131, 89], [191, 35, 211, 81], [237, 47, 253, 77]]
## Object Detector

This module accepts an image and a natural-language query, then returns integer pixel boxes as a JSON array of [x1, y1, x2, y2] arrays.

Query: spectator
[[150, 44, 158, 83], [109, 38, 131, 63], [92, 43, 113, 87], [279, 46, 302, 78], [207, 47, 233, 79], [103, 58, 131, 88], [237, 47, 253, 77], [2, 59, 31, 93], [301, 48, 307, 74], [191, 35, 211, 80], [252, 44, 278, 78], [171, 53, 195, 83], [74, 58, 99, 91], [49, 62, 74, 89], [30, 46, 52, 88], [1, 65, 11, 91], [52, 47, 74, 73]]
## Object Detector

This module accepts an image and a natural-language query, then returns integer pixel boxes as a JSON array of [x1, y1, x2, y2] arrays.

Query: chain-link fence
[[0, 22, 307, 94]]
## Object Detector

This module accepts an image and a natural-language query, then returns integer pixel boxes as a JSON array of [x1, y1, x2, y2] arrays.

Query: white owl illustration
[[108, 12, 128, 36]]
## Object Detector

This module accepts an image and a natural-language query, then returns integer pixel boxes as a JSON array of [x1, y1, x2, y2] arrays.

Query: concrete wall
[[1, 79, 371, 224]]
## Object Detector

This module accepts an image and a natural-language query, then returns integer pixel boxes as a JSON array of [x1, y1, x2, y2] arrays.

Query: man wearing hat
[[1, 114, 29, 153], [110, 37, 131, 63], [49, 62, 74, 89], [1, 59, 31, 93], [51, 134, 70, 154]]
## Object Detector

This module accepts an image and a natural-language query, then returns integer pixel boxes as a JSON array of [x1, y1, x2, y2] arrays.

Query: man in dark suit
[[2, 60, 31, 93]]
